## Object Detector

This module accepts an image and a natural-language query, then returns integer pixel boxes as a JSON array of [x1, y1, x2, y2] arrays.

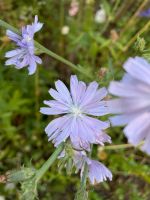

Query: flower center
[[71, 106, 82, 116], [26, 36, 32, 42]]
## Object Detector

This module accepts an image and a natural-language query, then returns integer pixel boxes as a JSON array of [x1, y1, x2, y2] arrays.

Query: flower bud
[[6, 167, 36, 183], [135, 36, 146, 52], [20, 178, 37, 200]]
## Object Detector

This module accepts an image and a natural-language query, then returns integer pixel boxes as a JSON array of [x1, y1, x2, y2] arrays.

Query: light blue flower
[[140, 8, 150, 17], [108, 57, 150, 154], [40, 75, 111, 150], [59, 149, 112, 184], [73, 150, 112, 184], [5, 16, 43, 75]]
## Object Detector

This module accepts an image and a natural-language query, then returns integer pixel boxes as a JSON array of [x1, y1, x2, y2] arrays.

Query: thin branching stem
[[80, 144, 93, 192], [0, 19, 92, 79], [100, 141, 144, 151], [120, 0, 149, 36]]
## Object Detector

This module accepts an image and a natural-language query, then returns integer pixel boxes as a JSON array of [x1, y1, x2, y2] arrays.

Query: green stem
[[75, 145, 93, 200], [0, 19, 20, 34], [81, 162, 88, 187], [80, 144, 93, 188], [99, 141, 144, 151], [35, 143, 64, 182], [123, 20, 150, 52], [35, 41, 92, 78], [0, 19, 92, 79], [120, 0, 149, 36], [35, 68, 40, 125]]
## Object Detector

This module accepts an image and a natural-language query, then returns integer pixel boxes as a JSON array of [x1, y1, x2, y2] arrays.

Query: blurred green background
[[0, 0, 150, 199]]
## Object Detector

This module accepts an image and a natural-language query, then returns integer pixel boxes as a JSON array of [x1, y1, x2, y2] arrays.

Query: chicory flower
[[5, 15, 43, 75], [40, 75, 111, 151], [108, 57, 150, 154]]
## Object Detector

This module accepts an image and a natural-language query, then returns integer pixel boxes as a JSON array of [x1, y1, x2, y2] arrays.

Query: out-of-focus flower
[[73, 151, 112, 184], [5, 16, 43, 75], [110, 29, 119, 43], [95, 7, 106, 24], [140, 8, 150, 17], [0, 196, 5, 200], [61, 26, 70, 35], [40, 75, 111, 151], [69, 0, 79, 17], [108, 57, 150, 155]]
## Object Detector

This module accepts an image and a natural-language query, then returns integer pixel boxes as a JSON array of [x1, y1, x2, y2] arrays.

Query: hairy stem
[[80, 144, 93, 191], [81, 162, 88, 187], [35, 143, 64, 182]]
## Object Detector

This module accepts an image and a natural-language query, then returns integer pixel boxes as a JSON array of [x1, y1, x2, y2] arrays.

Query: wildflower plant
[[0, 15, 113, 199], [0, 1, 150, 199], [5, 16, 43, 75]]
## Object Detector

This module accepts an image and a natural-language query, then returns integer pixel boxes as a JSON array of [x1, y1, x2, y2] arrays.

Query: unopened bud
[[6, 167, 36, 183], [110, 29, 119, 42], [135, 36, 146, 52], [98, 67, 107, 79]]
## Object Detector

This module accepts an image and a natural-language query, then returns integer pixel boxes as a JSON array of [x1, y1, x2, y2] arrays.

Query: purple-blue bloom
[[139, 8, 150, 17], [5, 16, 43, 75], [73, 150, 112, 184], [108, 57, 150, 154], [40, 75, 111, 151]]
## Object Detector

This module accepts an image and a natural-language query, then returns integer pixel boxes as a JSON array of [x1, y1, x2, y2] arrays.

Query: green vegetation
[[0, 0, 150, 199]]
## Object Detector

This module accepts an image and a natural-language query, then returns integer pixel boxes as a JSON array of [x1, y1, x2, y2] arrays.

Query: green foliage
[[20, 178, 37, 200], [0, 0, 150, 199], [75, 186, 88, 200]]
